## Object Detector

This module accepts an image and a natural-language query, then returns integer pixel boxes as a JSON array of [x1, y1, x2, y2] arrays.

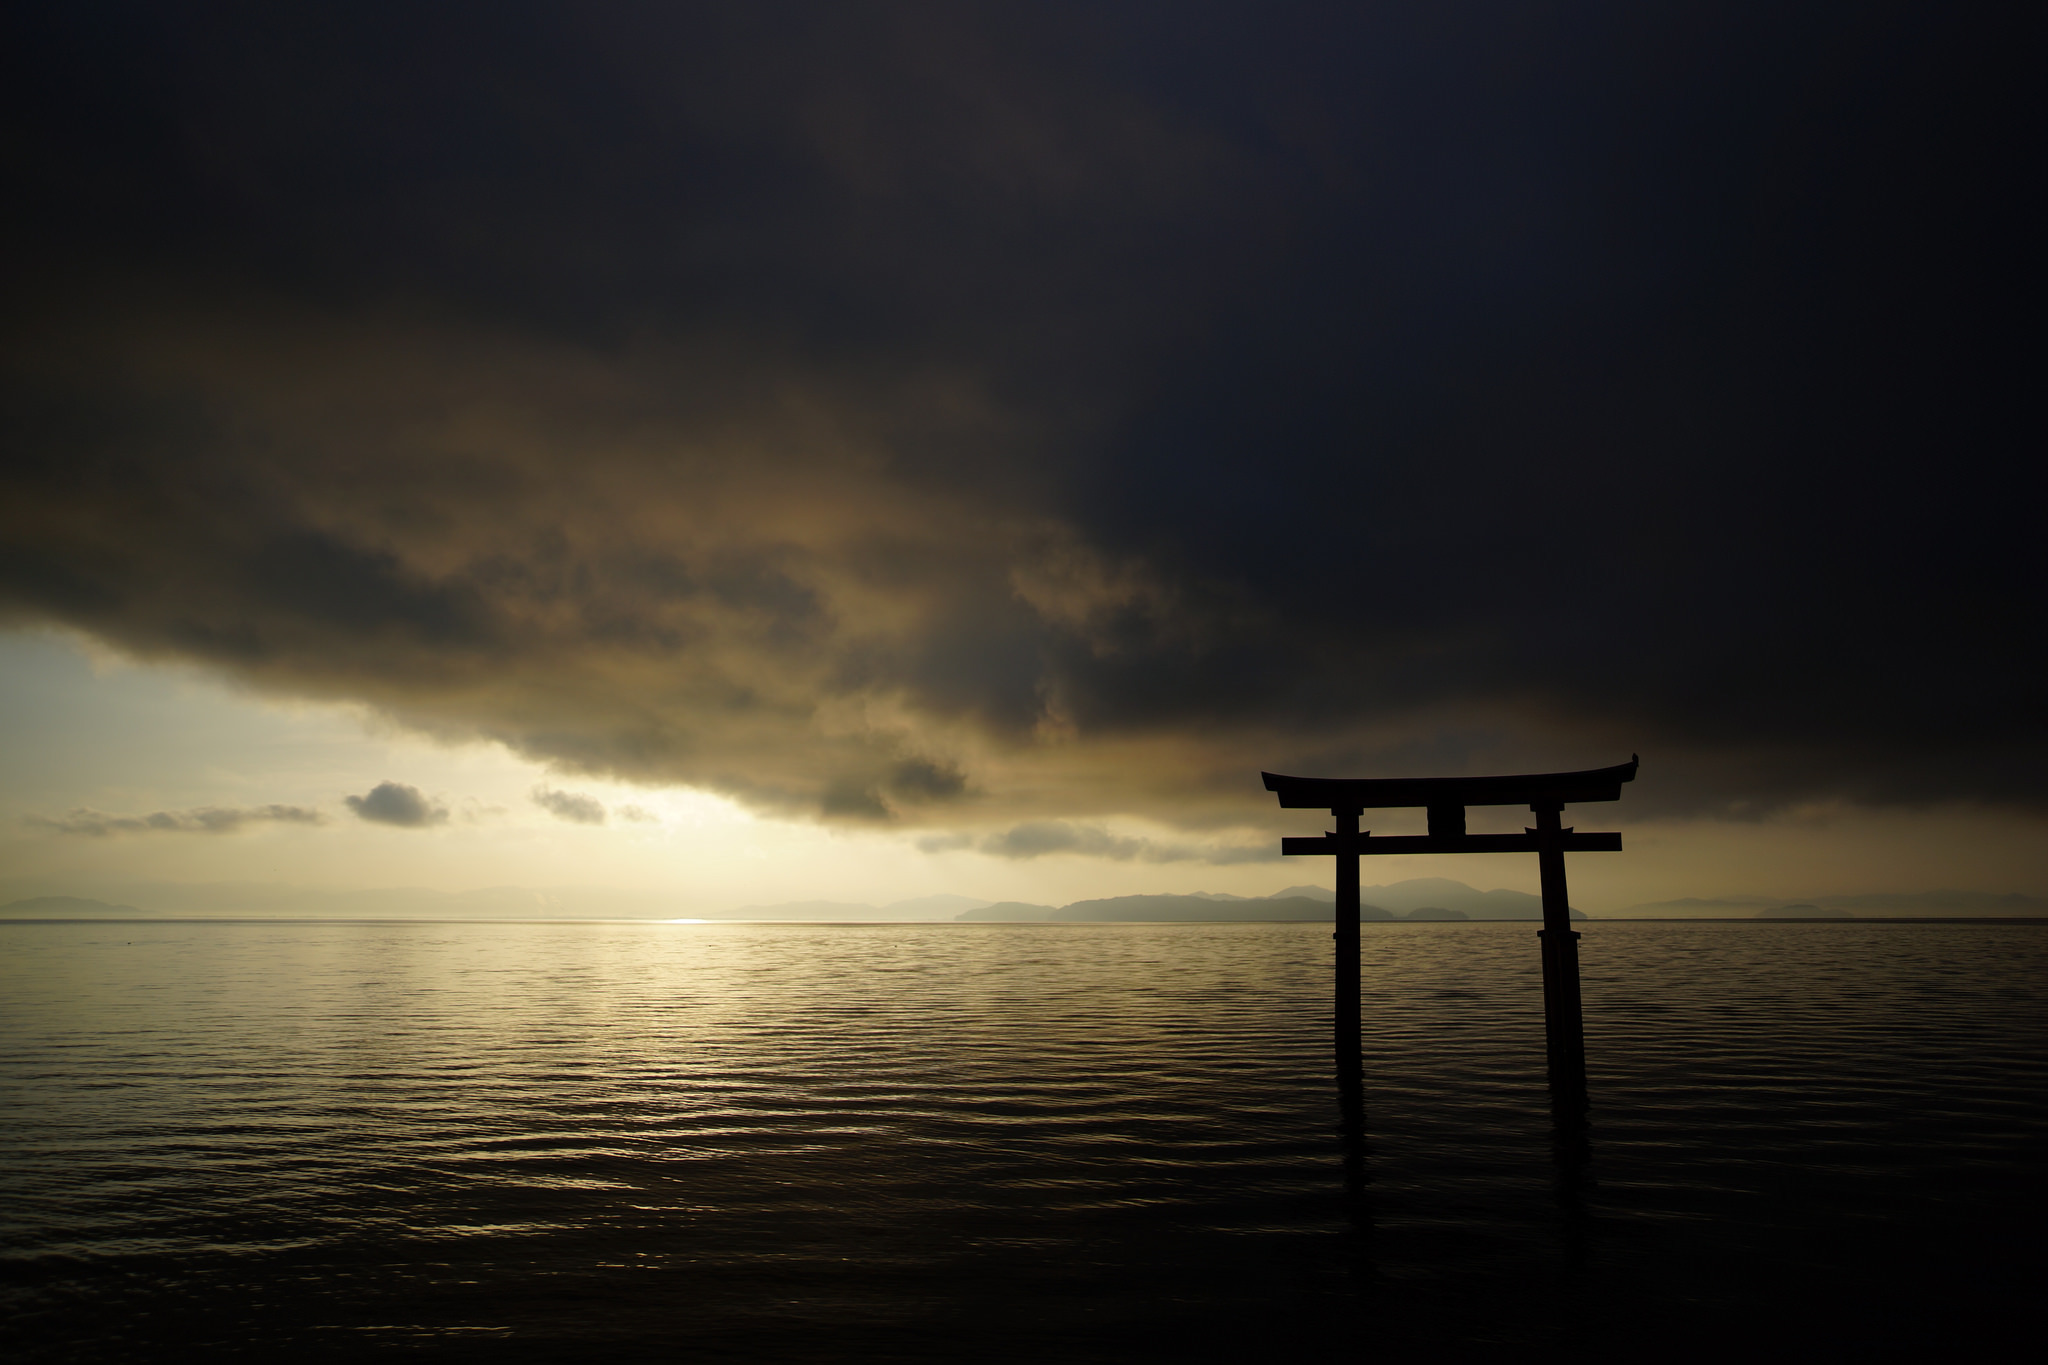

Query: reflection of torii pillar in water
[[1263, 756, 1638, 1105]]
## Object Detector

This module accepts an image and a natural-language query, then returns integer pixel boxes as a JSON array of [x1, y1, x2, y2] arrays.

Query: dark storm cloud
[[345, 782, 448, 829], [28, 804, 325, 837], [533, 787, 606, 825], [1, 2, 2038, 830]]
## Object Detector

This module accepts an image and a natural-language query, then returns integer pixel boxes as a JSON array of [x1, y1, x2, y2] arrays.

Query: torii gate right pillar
[[1532, 801, 1587, 1105]]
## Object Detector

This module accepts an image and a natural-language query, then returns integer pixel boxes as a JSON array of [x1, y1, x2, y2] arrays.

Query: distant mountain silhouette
[[1128, 878, 1575, 919], [954, 901, 1059, 921], [1349, 877, 1581, 920], [881, 894, 995, 917], [950, 882, 1583, 922], [734, 879, 1587, 922]]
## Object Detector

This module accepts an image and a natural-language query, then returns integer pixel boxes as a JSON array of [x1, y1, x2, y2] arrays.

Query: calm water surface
[[4, 920, 2045, 1361]]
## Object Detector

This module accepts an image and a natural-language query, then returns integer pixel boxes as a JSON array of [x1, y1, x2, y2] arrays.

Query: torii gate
[[1264, 756, 1637, 1105]]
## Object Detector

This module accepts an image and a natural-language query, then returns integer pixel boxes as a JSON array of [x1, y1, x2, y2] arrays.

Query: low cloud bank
[[27, 805, 324, 837]]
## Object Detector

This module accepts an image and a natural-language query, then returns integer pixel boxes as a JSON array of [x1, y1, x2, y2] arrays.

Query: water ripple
[[3, 920, 2045, 1361]]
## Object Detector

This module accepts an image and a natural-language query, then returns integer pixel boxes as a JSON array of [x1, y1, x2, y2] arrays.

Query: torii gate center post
[[1264, 756, 1638, 1105]]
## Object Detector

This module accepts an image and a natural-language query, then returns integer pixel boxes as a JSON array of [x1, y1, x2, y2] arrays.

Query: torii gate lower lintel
[[1265, 755, 1638, 1105]]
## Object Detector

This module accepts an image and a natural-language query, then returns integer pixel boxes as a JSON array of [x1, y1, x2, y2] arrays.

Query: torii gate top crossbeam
[[1261, 756, 1638, 811]]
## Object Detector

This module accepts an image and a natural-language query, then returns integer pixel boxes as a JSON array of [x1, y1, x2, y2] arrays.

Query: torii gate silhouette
[[1264, 755, 1637, 1107]]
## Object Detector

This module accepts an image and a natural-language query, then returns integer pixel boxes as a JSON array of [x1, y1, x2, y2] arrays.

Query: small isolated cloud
[[533, 786, 606, 825], [27, 804, 325, 837], [615, 804, 658, 823], [966, 821, 1281, 864], [344, 781, 448, 828]]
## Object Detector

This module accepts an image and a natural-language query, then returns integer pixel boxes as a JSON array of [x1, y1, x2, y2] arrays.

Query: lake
[[4, 919, 2044, 1361]]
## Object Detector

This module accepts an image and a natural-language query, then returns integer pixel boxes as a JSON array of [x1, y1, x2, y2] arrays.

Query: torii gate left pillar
[[1329, 805, 1364, 1103], [1265, 757, 1637, 1106]]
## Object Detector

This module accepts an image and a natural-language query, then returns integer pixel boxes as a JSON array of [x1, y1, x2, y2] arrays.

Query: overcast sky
[[2, 2, 2039, 912]]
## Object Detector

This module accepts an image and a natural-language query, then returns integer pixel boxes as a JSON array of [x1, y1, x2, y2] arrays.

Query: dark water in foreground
[[4, 919, 2045, 1362]]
